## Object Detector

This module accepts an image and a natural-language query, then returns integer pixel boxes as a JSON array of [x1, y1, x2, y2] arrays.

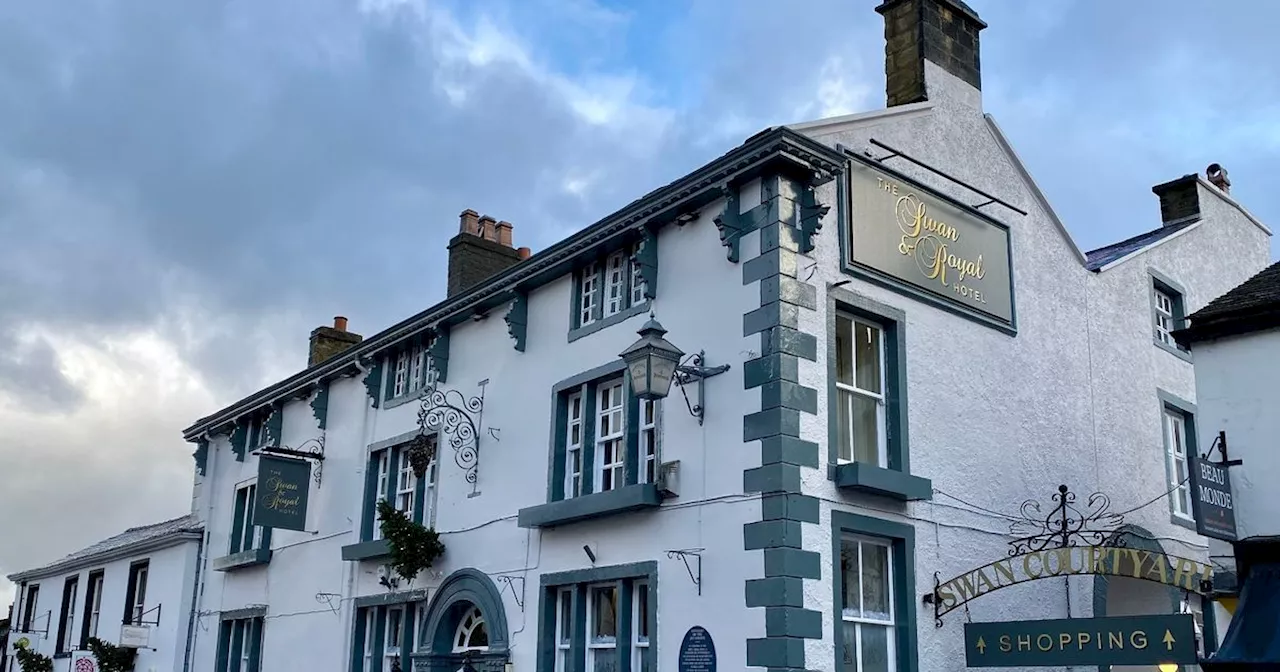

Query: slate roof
[[1175, 259, 1280, 345], [1084, 220, 1197, 271], [7, 514, 202, 582]]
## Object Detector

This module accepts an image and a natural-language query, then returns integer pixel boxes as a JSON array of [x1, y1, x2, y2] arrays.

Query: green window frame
[[548, 363, 661, 502], [537, 563, 657, 672], [350, 602, 423, 672], [1158, 390, 1198, 531], [216, 616, 264, 672], [55, 574, 78, 655], [569, 241, 654, 341], [826, 289, 930, 501], [383, 337, 438, 407], [1150, 269, 1191, 362], [230, 482, 272, 554], [359, 440, 432, 542], [831, 512, 917, 672]]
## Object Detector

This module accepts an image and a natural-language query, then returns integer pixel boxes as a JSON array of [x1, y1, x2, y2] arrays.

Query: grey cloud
[[0, 332, 83, 412]]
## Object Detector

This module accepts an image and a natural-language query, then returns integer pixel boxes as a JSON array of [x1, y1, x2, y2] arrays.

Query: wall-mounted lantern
[[619, 315, 730, 425]]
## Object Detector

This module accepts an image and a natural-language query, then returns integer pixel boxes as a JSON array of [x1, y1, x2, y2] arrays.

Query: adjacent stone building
[[178, 1, 1273, 671]]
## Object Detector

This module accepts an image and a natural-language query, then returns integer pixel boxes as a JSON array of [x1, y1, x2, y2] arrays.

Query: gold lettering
[[974, 569, 997, 594], [1110, 547, 1125, 576], [1037, 635, 1053, 652], [953, 574, 979, 600], [992, 559, 1015, 586], [1044, 549, 1063, 576], [1109, 632, 1123, 649], [1129, 549, 1147, 578], [1078, 633, 1091, 650], [1087, 546, 1107, 574], [1173, 558, 1198, 591], [936, 584, 957, 609], [1018, 635, 1031, 652], [891, 194, 986, 296], [1061, 547, 1081, 574], [1147, 553, 1170, 585], [1131, 631, 1148, 649], [1023, 551, 1043, 579], [1059, 633, 1072, 650], [999, 636, 1011, 653]]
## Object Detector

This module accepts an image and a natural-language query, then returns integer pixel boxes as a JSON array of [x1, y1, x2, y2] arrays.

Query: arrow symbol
[[1163, 630, 1176, 650], [976, 637, 987, 654]]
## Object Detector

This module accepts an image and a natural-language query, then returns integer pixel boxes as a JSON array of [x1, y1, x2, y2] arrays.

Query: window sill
[[518, 484, 662, 529], [53, 653, 70, 660], [384, 391, 422, 410], [1154, 338, 1193, 363], [568, 302, 649, 343], [829, 462, 932, 501], [341, 538, 392, 561], [1170, 512, 1197, 532], [212, 547, 273, 572]]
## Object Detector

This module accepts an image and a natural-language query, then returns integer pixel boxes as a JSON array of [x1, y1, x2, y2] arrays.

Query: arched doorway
[[414, 569, 510, 672]]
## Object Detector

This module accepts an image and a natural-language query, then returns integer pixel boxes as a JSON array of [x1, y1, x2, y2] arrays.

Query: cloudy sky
[[2, 0, 1278, 608]]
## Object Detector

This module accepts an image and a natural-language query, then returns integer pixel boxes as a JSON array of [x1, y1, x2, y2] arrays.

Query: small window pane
[[836, 315, 854, 385], [841, 621, 857, 670], [861, 542, 891, 620], [854, 320, 883, 394], [837, 389, 853, 462], [852, 395, 881, 464], [591, 586, 617, 641], [840, 539, 861, 617], [860, 624, 892, 672]]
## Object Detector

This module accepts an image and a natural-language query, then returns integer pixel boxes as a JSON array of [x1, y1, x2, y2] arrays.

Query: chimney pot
[[518, 246, 532, 260], [1206, 163, 1231, 194], [309, 317, 362, 367], [478, 215, 498, 243], [447, 213, 523, 297], [333, 316, 348, 332], [460, 209, 480, 235], [495, 221, 514, 247]]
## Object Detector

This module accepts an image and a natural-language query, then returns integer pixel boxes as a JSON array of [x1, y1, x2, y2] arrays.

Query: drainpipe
[[183, 430, 217, 672]]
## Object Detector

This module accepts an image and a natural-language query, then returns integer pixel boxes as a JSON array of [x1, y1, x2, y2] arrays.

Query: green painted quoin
[[737, 173, 830, 671]]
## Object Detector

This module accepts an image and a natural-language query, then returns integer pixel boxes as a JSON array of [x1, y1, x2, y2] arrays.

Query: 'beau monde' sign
[[846, 158, 1015, 329]]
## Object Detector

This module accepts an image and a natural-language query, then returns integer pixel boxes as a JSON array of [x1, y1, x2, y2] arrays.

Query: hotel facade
[[174, 2, 1273, 672]]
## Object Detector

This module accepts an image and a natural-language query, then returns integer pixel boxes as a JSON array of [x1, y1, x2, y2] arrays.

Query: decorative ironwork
[[494, 574, 525, 611], [1007, 484, 1125, 556], [261, 436, 326, 486], [412, 380, 486, 489], [673, 352, 731, 426], [666, 548, 704, 596]]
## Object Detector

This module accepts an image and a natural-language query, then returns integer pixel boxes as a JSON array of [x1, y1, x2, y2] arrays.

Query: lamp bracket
[[666, 548, 704, 596], [673, 351, 730, 426]]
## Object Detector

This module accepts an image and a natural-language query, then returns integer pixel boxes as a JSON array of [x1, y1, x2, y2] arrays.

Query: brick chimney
[[1152, 174, 1203, 227], [309, 316, 362, 366], [447, 209, 525, 297], [876, 0, 987, 107]]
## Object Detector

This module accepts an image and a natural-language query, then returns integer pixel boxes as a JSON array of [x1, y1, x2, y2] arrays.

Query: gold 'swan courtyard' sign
[[847, 160, 1014, 326]]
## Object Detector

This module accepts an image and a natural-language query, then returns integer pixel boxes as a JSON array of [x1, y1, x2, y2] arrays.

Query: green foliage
[[87, 637, 137, 672], [377, 499, 445, 584], [12, 644, 52, 672]]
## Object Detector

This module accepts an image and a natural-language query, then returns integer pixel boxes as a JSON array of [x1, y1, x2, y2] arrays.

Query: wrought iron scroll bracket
[[413, 380, 487, 494], [1007, 484, 1125, 556], [673, 352, 730, 426], [260, 435, 327, 486], [495, 575, 525, 611], [666, 548, 704, 596]]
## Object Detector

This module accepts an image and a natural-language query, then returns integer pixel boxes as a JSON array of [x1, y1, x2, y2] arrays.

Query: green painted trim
[[230, 620, 245, 672], [504, 292, 529, 352], [760, 493, 820, 523], [517, 483, 662, 529], [230, 485, 247, 553], [1157, 389, 1199, 525], [219, 606, 267, 622], [624, 384, 640, 487], [552, 360, 628, 394], [311, 382, 330, 430], [633, 228, 658, 300], [759, 380, 818, 414], [359, 451, 379, 541], [428, 325, 450, 384], [230, 422, 248, 462], [743, 463, 802, 494], [796, 183, 829, 254], [212, 547, 272, 572], [763, 549, 821, 579], [341, 539, 391, 561], [742, 247, 799, 285], [264, 406, 283, 447], [759, 436, 819, 468], [1150, 268, 1193, 362], [758, 212, 802, 254], [826, 286, 913, 474], [247, 617, 263, 672], [761, 326, 818, 361], [744, 302, 801, 336], [350, 603, 367, 672], [216, 621, 231, 672], [540, 561, 657, 588], [353, 589, 429, 608], [535, 584, 556, 672], [548, 390, 569, 502], [745, 637, 805, 668], [567, 302, 649, 343], [369, 429, 424, 453], [831, 510, 919, 672], [743, 408, 801, 441], [765, 607, 823, 638], [745, 577, 804, 607], [743, 353, 799, 389], [760, 276, 818, 311], [830, 463, 933, 501], [193, 439, 209, 476], [422, 568, 510, 651], [371, 606, 386, 672], [743, 520, 802, 550], [362, 359, 385, 410]]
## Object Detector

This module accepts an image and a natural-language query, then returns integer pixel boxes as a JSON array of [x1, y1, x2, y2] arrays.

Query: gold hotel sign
[[935, 545, 1214, 618], [847, 160, 1014, 326]]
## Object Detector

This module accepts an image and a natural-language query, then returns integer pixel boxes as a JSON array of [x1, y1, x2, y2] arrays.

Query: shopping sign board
[[964, 614, 1198, 668]]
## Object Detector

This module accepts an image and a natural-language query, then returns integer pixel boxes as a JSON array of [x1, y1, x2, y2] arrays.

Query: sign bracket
[[1203, 430, 1242, 468], [666, 548, 704, 596], [494, 575, 525, 611], [258, 435, 327, 486], [861, 138, 1029, 216], [135, 603, 163, 627], [16, 610, 52, 637]]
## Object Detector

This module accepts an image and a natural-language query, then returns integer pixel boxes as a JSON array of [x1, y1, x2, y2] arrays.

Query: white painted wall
[[1187, 328, 1280, 539], [10, 541, 200, 672]]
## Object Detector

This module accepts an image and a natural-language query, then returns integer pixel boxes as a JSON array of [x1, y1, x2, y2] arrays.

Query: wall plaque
[[678, 626, 716, 672], [846, 158, 1014, 328]]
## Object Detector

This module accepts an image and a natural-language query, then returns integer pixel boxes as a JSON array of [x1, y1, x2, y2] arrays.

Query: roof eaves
[[6, 531, 203, 583], [1088, 221, 1201, 273], [181, 127, 845, 441]]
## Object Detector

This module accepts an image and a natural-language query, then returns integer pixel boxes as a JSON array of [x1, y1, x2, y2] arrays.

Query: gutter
[[6, 531, 203, 583], [181, 127, 845, 441]]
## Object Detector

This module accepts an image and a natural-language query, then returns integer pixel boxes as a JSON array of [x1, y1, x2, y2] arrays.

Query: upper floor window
[[56, 575, 79, 654], [1150, 271, 1191, 359], [1163, 405, 1194, 521], [553, 369, 662, 501], [21, 584, 39, 632], [124, 561, 149, 626], [361, 437, 438, 542], [1154, 289, 1176, 344], [231, 482, 266, 554], [80, 570, 104, 647], [572, 243, 651, 337], [835, 313, 887, 466], [391, 344, 435, 400]]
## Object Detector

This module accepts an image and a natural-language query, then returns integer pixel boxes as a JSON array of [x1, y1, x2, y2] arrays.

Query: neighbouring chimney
[[447, 209, 525, 297], [876, 0, 987, 107], [1206, 163, 1231, 194], [309, 316, 363, 366], [1152, 174, 1202, 227]]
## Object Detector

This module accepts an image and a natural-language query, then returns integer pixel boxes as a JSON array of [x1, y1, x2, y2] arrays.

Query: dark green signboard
[[964, 614, 1197, 668], [253, 455, 311, 532], [1189, 455, 1237, 542]]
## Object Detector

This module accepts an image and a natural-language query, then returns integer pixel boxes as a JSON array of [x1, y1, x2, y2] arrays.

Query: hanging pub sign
[[253, 454, 311, 532], [1188, 455, 1237, 542], [964, 614, 1198, 668], [845, 156, 1015, 329]]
